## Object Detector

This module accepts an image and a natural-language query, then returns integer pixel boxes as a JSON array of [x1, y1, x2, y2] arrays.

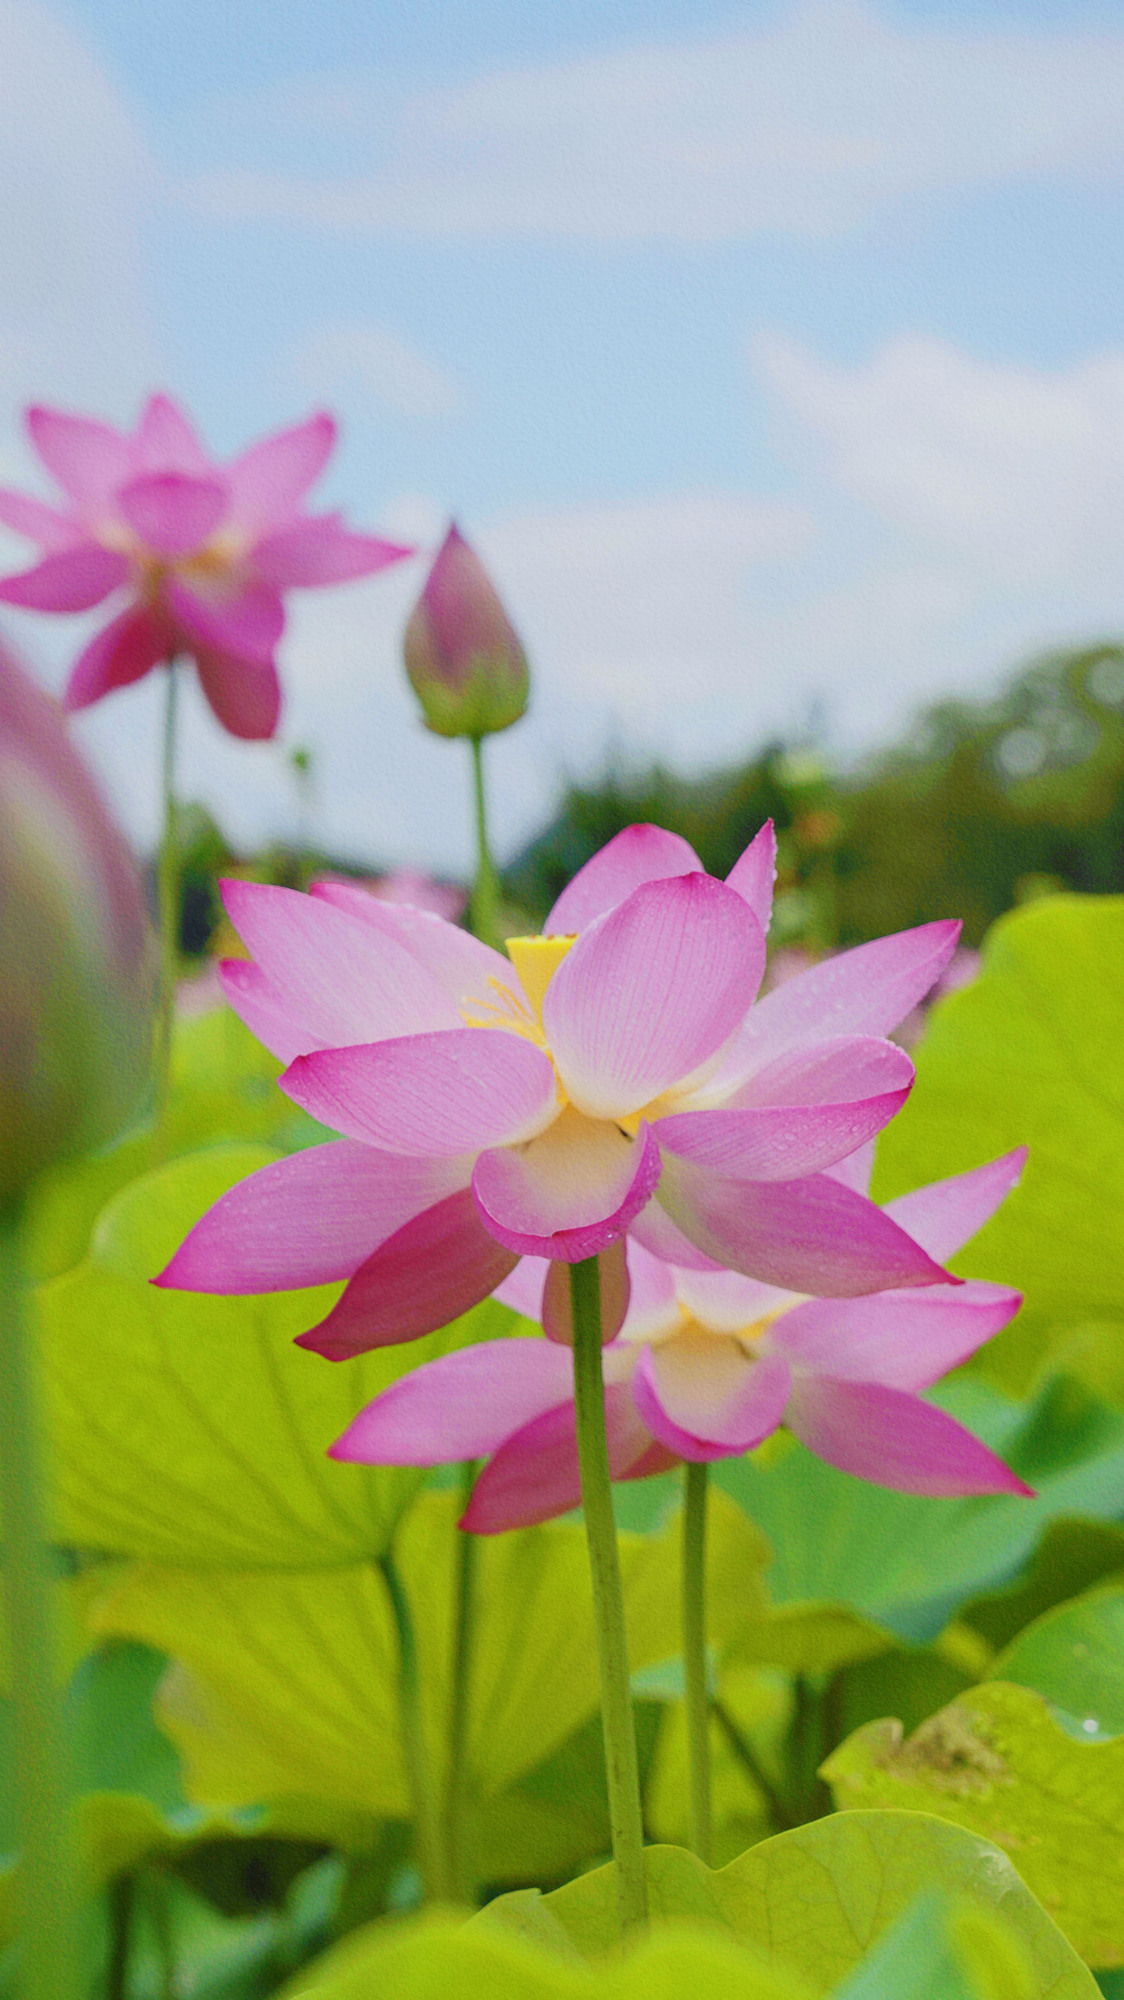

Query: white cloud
[[286, 322, 461, 419], [757, 333, 1124, 589], [0, 0, 157, 425], [181, 0, 1124, 242]]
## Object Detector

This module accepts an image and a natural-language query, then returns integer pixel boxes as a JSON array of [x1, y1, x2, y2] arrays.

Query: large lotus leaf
[[282, 1913, 814, 1999], [713, 1376, 1124, 1643], [989, 1583, 1124, 1739], [872, 896, 1124, 1393], [22, 1006, 317, 1285], [824, 1684, 1124, 1966], [95, 1492, 762, 1831], [35, 1146, 518, 1568], [479, 1816, 1094, 1997]]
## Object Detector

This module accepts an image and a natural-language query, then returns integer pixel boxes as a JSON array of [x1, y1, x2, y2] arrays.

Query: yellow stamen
[[504, 933, 576, 1025]]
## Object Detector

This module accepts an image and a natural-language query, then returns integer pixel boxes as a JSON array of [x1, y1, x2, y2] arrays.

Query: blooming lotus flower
[[331, 1148, 1032, 1530], [0, 395, 412, 739], [404, 523, 529, 739], [159, 821, 965, 1347]]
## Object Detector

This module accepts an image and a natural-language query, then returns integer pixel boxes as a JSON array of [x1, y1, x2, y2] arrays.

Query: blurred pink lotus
[[0, 395, 412, 740], [312, 867, 466, 923]]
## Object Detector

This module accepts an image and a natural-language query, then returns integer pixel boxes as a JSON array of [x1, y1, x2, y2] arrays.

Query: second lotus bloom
[[160, 821, 965, 1347], [333, 1147, 1032, 1527], [0, 394, 412, 739]]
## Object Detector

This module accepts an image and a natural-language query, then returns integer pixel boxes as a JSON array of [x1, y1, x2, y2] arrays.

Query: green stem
[[569, 1257, 648, 1936], [445, 1461, 478, 1900], [467, 735, 501, 947], [681, 1460, 712, 1864], [0, 1201, 81, 2000], [145, 1871, 175, 2000], [106, 1873, 135, 2000], [154, 658, 181, 1129], [377, 1549, 449, 1902]]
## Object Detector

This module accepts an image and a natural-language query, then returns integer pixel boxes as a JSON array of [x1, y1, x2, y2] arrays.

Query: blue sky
[[2, 0, 1124, 874]]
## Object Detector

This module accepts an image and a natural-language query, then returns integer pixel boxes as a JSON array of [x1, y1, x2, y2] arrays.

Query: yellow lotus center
[[672, 1307, 787, 1354], [504, 934, 575, 1023]]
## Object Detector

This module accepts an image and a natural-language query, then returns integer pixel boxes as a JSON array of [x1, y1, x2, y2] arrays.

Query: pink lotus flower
[[158, 822, 965, 1349], [0, 395, 413, 739], [332, 1147, 1032, 1529]]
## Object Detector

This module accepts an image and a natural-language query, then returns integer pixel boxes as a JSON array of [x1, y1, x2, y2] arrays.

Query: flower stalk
[[681, 1459, 713, 1864], [569, 1255, 648, 1936], [377, 1546, 448, 1902], [468, 735, 501, 948], [0, 1200, 81, 2000]]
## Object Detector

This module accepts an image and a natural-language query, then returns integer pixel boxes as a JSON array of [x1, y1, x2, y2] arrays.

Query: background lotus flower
[[404, 522, 529, 739], [0, 395, 413, 740], [332, 1147, 1031, 1529], [159, 820, 965, 1349], [0, 637, 153, 1200]]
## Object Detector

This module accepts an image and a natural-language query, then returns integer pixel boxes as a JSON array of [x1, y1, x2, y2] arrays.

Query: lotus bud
[[0, 640, 154, 1201], [403, 523, 529, 739]]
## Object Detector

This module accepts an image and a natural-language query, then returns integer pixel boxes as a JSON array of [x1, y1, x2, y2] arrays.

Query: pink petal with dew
[[284, 1030, 558, 1155], [222, 879, 462, 1051], [167, 576, 284, 667], [765, 1280, 1023, 1392], [702, 922, 963, 1106], [309, 878, 519, 1012], [725, 821, 777, 934], [721, 1033, 913, 1115], [655, 1064, 911, 1184], [252, 515, 413, 587], [827, 1137, 876, 1197], [226, 412, 336, 537], [783, 1375, 1033, 1497], [541, 1239, 630, 1344], [671, 1263, 795, 1333], [493, 1256, 549, 1319], [0, 544, 129, 611], [618, 1239, 683, 1341], [117, 472, 228, 558], [884, 1149, 1029, 1263], [130, 394, 212, 476], [544, 823, 703, 934], [0, 487, 82, 552], [63, 607, 171, 711], [633, 1343, 791, 1460], [155, 1141, 470, 1294], [738, 920, 962, 1061], [27, 405, 131, 509], [628, 1196, 723, 1272], [297, 1186, 516, 1356], [461, 1380, 656, 1534], [656, 1155, 954, 1297], [331, 1338, 574, 1464], [544, 874, 766, 1120], [472, 1112, 661, 1262], [193, 649, 281, 741]]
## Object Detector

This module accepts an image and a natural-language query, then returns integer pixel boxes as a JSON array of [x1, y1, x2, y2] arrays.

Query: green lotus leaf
[[479, 1814, 1094, 1996], [824, 1684, 1124, 1966], [872, 895, 1124, 1395], [93, 1492, 763, 1863], [989, 1583, 1124, 1739], [35, 1146, 518, 1568]]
